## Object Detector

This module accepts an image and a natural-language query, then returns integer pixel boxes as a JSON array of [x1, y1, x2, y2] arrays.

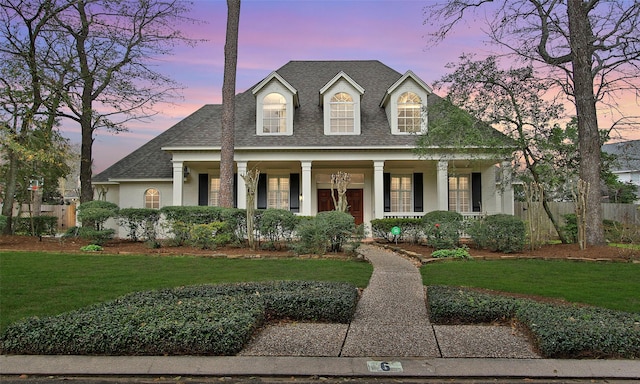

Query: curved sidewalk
[[2, 245, 639, 380]]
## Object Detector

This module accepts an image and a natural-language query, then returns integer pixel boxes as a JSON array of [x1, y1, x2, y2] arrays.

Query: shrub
[[0, 281, 359, 355], [422, 210, 463, 250], [13, 216, 57, 237], [188, 222, 232, 249], [80, 244, 104, 252], [562, 213, 578, 244], [291, 211, 358, 255], [258, 209, 298, 249], [117, 208, 161, 244], [467, 214, 525, 253], [160, 206, 246, 245], [426, 285, 640, 359], [370, 218, 423, 243], [430, 247, 472, 259], [76, 201, 119, 244], [0, 215, 6, 232]]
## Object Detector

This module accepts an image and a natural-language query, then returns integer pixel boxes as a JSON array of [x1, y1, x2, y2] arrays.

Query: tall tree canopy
[[425, 0, 640, 245], [1, 0, 196, 213]]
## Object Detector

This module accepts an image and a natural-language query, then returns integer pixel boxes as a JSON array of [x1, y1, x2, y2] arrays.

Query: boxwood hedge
[[0, 281, 358, 356], [427, 285, 640, 359]]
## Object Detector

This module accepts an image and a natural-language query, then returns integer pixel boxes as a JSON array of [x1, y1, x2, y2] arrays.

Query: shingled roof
[[93, 60, 505, 182]]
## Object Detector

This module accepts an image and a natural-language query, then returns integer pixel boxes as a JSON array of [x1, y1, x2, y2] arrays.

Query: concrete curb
[[2, 355, 639, 380]]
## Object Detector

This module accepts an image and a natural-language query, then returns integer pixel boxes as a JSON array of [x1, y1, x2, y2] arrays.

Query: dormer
[[252, 72, 299, 136], [380, 70, 432, 135], [319, 71, 365, 135]]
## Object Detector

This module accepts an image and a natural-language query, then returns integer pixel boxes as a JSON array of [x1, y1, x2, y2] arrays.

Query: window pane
[[448, 175, 471, 212], [267, 176, 289, 209], [210, 178, 220, 206], [390, 175, 412, 212], [263, 93, 286, 133], [397, 92, 422, 133], [144, 188, 159, 209], [330, 92, 354, 133]]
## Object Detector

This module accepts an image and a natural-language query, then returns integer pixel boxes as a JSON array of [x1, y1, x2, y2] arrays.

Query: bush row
[[0, 281, 359, 356], [69, 203, 361, 254], [427, 285, 640, 359], [563, 213, 640, 244], [372, 211, 526, 253]]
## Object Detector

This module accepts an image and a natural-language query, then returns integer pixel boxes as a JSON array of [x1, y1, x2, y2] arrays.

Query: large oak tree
[[425, 0, 640, 245]]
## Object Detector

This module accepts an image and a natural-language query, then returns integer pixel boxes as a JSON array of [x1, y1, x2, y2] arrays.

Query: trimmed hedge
[[467, 214, 525, 253], [0, 281, 358, 356], [427, 285, 640, 359], [370, 218, 423, 243], [13, 216, 58, 237], [422, 210, 463, 250]]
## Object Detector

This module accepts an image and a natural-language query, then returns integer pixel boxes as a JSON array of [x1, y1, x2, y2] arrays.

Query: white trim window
[[449, 174, 471, 212], [144, 188, 160, 209], [268, 175, 289, 209], [391, 175, 412, 212], [330, 92, 355, 133], [262, 93, 287, 133], [397, 92, 422, 133], [210, 177, 220, 206]]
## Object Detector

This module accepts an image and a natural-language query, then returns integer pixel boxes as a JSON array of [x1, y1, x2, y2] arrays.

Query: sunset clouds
[[83, 0, 638, 173]]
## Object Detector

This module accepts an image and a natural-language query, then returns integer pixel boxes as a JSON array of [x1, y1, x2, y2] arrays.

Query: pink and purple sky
[[64, 0, 638, 173]]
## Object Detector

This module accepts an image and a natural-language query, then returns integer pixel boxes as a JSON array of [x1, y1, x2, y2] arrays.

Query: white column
[[501, 161, 514, 214], [236, 161, 247, 209], [172, 161, 184, 206], [373, 161, 385, 219], [437, 160, 449, 211], [301, 161, 312, 216]]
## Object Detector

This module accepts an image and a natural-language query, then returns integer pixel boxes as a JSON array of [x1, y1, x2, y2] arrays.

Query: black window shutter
[[383, 172, 391, 212], [413, 173, 423, 212], [257, 173, 267, 209], [233, 173, 238, 208], [472, 172, 482, 212], [198, 174, 208, 206], [289, 173, 300, 213]]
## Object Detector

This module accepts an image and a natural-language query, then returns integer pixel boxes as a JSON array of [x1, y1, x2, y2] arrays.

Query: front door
[[317, 189, 364, 225]]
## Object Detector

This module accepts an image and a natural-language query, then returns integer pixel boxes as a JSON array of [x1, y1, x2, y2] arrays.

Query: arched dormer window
[[330, 92, 354, 133], [144, 188, 160, 209], [262, 93, 287, 133], [397, 92, 422, 133]]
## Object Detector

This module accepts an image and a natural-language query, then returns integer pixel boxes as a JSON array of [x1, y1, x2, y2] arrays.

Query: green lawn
[[0, 251, 373, 332], [421, 259, 640, 313]]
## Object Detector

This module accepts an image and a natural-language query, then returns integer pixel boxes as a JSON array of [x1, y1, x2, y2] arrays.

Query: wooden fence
[[514, 202, 639, 237], [17, 203, 77, 233]]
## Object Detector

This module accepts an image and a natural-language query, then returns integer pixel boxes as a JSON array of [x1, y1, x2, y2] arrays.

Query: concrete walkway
[[2, 244, 639, 381]]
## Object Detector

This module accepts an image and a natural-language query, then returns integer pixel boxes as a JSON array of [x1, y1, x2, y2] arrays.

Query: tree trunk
[[219, 0, 241, 208], [567, 0, 605, 245], [1, 151, 19, 234]]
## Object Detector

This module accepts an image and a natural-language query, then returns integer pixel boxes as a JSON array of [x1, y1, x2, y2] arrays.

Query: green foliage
[[76, 200, 119, 231], [427, 285, 640, 359], [188, 222, 232, 250], [422, 210, 463, 250], [467, 214, 525, 253], [370, 218, 424, 243], [291, 211, 357, 255], [562, 214, 638, 244], [0, 281, 358, 355], [117, 208, 161, 244], [258, 209, 298, 248], [80, 244, 103, 252], [13, 216, 57, 237], [160, 206, 246, 245], [561, 213, 579, 244], [0, 216, 7, 232], [76, 227, 115, 246], [431, 247, 472, 259]]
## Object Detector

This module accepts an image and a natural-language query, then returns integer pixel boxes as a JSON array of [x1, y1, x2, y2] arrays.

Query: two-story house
[[92, 60, 515, 233]]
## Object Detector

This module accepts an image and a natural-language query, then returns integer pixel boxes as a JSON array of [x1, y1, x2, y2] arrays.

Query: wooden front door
[[317, 189, 364, 225]]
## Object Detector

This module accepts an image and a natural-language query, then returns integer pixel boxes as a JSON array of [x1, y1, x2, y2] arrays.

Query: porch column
[[437, 160, 449, 211], [236, 161, 247, 209], [301, 161, 312, 216], [373, 161, 385, 219], [500, 161, 514, 214], [172, 161, 184, 206]]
